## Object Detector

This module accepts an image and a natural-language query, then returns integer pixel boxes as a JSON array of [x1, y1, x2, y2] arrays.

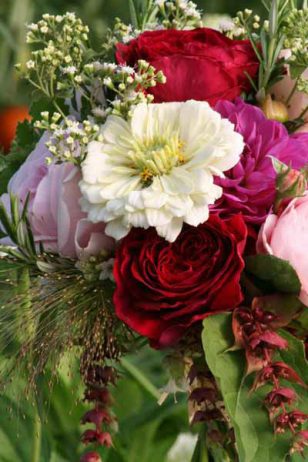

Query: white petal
[[146, 208, 172, 227], [160, 169, 193, 195], [156, 218, 183, 242], [105, 219, 130, 240], [127, 211, 149, 228], [100, 176, 141, 200], [184, 205, 209, 227], [102, 115, 131, 147]]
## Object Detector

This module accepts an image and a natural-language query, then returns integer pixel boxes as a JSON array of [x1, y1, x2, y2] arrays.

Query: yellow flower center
[[129, 133, 186, 185]]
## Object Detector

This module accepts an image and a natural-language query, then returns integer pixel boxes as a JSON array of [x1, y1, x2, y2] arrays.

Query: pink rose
[[1, 133, 114, 258], [257, 193, 308, 306]]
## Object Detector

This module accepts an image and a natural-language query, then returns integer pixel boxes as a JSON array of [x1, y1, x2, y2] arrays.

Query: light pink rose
[[271, 68, 308, 132], [257, 193, 308, 306], [1, 133, 114, 259]]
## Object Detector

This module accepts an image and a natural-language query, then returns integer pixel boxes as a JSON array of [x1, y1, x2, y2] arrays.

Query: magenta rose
[[214, 99, 308, 224], [0, 133, 114, 258], [257, 193, 308, 306]]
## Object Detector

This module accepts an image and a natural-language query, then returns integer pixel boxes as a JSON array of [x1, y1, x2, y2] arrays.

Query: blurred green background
[[0, 1, 263, 461]]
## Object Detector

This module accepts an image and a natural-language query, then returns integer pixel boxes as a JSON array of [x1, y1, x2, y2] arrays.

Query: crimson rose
[[116, 28, 259, 106], [113, 215, 247, 348]]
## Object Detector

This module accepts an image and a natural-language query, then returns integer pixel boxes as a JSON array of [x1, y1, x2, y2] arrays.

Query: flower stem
[[31, 412, 42, 462], [298, 105, 308, 120], [285, 77, 299, 105], [120, 357, 160, 400]]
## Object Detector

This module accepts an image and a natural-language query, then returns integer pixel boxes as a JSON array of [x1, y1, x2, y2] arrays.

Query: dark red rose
[[116, 28, 259, 106], [113, 214, 247, 348]]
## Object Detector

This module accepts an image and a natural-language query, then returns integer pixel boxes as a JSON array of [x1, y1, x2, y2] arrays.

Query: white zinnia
[[80, 101, 244, 242]]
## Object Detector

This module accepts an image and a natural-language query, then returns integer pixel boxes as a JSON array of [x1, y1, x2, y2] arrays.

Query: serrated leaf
[[245, 255, 301, 295], [202, 314, 300, 462]]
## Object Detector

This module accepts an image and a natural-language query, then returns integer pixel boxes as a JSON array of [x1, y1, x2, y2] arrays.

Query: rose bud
[[261, 95, 289, 123], [80, 452, 102, 462], [271, 158, 308, 213]]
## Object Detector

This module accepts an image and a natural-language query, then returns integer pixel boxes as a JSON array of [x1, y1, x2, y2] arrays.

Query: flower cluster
[[23, 13, 89, 100], [284, 8, 308, 75], [84, 60, 166, 120], [35, 115, 102, 166], [154, 0, 202, 29]]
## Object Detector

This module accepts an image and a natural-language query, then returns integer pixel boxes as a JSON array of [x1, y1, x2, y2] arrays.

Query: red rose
[[116, 28, 259, 106], [113, 215, 247, 348]]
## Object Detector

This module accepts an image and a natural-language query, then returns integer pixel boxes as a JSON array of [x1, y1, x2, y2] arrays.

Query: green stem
[[52, 99, 66, 119], [120, 357, 160, 400], [285, 77, 299, 105], [31, 412, 42, 462], [298, 104, 308, 120]]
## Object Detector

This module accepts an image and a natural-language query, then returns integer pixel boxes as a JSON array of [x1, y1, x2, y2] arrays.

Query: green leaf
[[202, 314, 300, 462], [245, 255, 301, 295], [128, 0, 139, 28], [191, 432, 209, 462]]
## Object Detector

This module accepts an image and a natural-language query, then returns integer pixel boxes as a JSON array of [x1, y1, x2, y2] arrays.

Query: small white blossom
[[28, 23, 39, 31], [119, 65, 134, 75], [92, 107, 108, 119], [62, 66, 77, 75], [26, 60, 35, 69]]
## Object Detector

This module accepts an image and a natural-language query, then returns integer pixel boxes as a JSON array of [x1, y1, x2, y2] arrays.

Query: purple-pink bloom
[[214, 99, 308, 224], [0, 133, 114, 259]]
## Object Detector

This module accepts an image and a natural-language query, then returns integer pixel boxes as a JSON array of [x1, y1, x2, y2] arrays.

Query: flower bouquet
[[0, 1, 307, 461]]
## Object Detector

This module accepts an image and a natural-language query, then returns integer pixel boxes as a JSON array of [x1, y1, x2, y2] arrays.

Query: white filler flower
[[80, 101, 244, 242]]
